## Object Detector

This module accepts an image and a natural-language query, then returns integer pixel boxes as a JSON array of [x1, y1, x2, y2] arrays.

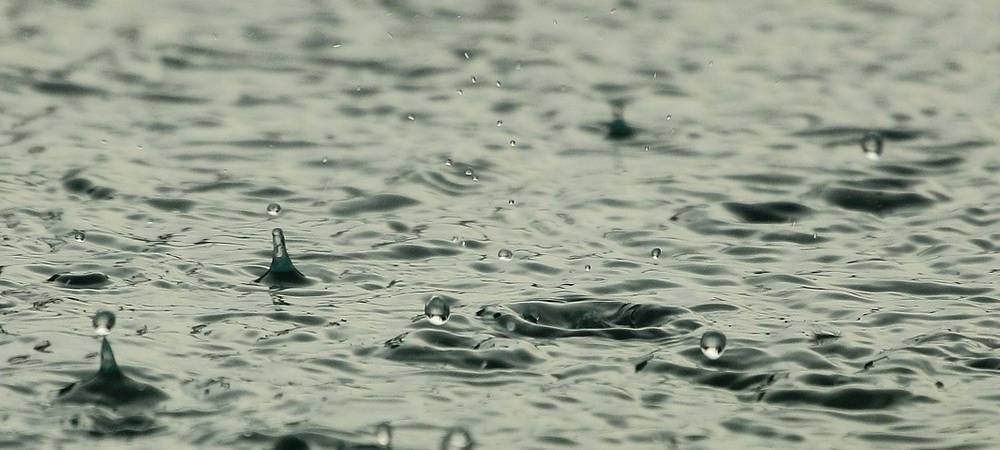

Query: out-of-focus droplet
[[457, 89, 463, 95], [700, 331, 727, 360], [445, 158, 453, 166], [136, 145, 143, 150], [666, 115, 672, 121], [464, 168, 474, 177], [498, 249, 513, 260], [644, 145, 649, 152], [441, 428, 473, 450], [508, 199, 515, 205], [471, 76, 477, 84], [375, 423, 392, 448], [496, 120, 503, 127], [332, 43, 342, 48], [861, 132, 883, 161], [585, 264, 592, 271], [424, 296, 451, 326], [386, 32, 394, 39], [463, 52, 470, 60], [472, 175, 479, 182], [708, 60, 714, 66], [100, 139, 108, 145], [321, 157, 328, 164], [651, 247, 662, 259], [509, 140, 516, 147], [266, 203, 281, 217], [495, 80, 502, 87], [73, 230, 86, 242], [93, 310, 116, 336], [407, 114, 415, 121], [610, 8, 617, 14]]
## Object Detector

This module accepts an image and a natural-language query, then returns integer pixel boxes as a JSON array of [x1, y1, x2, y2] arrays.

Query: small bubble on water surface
[[651, 247, 662, 259], [424, 296, 451, 326], [441, 428, 473, 450], [92, 310, 116, 336], [585, 264, 592, 271], [375, 423, 392, 447], [700, 331, 727, 360], [266, 203, 281, 217], [464, 168, 474, 176], [496, 120, 503, 127], [445, 158, 453, 166], [73, 230, 86, 242], [498, 249, 513, 260], [861, 132, 883, 160]]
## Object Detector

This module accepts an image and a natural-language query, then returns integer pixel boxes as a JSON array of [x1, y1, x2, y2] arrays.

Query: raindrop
[[407, 114, 415, 121], [92, 310, 116, 336], [375, 423, 392, 448], [651, 247, 662, 259], [456, 89, 463, 95], [644, 146, 649, 152], [424, 296, 451, 326], [496, 120, 503, 127], [445, 158, 453, 166], [463, 52, 470, 60], [700, 331, 727, 360], [266, 202, 281, 217], [585, 264, 592, 271], [441, 428, 473, 450], [861, 132, 883, 160], [471, 76, 477, 84], [508, 199, 515, 205], [472, 175, 479, 182], [666, 115, 672, 121], [100, 139, 108, 145], [464, 168, 474, 177], [386, 32, 394, 39], [610, 8, 617, 14], [708, 60, 714, 66], [498, 249, 513, 260], [509, 140, 516, 147], [73, 230, 86, 242], [495, 80, 502, 87], [321, 157, 329, 164], [332, 43, 342, 48]]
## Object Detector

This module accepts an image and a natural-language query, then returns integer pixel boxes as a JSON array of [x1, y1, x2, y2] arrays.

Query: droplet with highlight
[[73, 230, 86, 242], [700, 331, 727, 360], [861, 132, 883, 160], [651, 248, 662, 259], [424, 296, 451, 326], [375, 423, 392, 448], [509, 140, 516, 147], [92, 310, 116, 336], [496, 120, 503, 127], [441, 428, 473, 450], [498, 249, 513, 260], [464, 168, 474, 177], [266, 203, 281, 217]]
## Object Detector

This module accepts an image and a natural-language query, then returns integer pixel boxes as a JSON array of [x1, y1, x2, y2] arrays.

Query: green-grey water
[[1, 1, 999, 449]]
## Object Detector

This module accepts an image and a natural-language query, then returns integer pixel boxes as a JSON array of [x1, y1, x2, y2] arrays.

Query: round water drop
[[463, 52, 470, 60], [700, 331, 727, 360], [470, 76, 477, 84], [861, 132, 883, 160], [472, 175, 479, 182], [495, 80, 502, 87], [424, 296, 451, 326], [375, 423, 392, 448], [644, 145, 649, 152], [456, 89, 463, 95], [509, 140, 516, 147], [441, 428, 473, 450], [585, 264, 592, 272], [321, 157, 329, 164], [496, 120, 503, 127], [508, 199, 515, 205], [464, 168, 474, 177], [266, 202, 282, 217], [498, 248, 513, 260], [92, 310, 116, 336], [407, 114, 415, 121], [651, 247, 661, 259], [666, 114, 672, 121], [610, 7, 617, 14], [73, 230, 86, 242], [136, 144, 144, 150]]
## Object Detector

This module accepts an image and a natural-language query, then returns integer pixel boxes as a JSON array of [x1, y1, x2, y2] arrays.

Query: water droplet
[[266, 203, 281, 217], [644, 145, 649, 152], [585, 264, 592, 271], [424, 296, 451, 326], [441, 428, 473, 450], [332, 43, 342, 48], [495, 80, 502, 87], [321, 157, 329, 164], [498, 249, 513, 260], [471, 76, 477, 84], [496, 120, 503, 127], [136, 144, 143, 150], [651, 247, 662, 259], [666, 114, 672, 121], [700, 331, 727, 360], [464, 168, 474, 177], [508, 199, 515, 205], [73, 230, 86, 242], [456, 89, 463, 95], [407, 114, 415, 121], [100, 139, 108, 145], [375, 423, 392, 447], [472, 175, 479, 182], [386, 32, 394, 39], [610, 8, 617, 14], [861, 132, 883, 160], [93, 310, 116, 336], [708, 60, 714, 66], [445, 158, 453, 166], [509, 140, 516, 147], [653, 72, 658, 78], [463, 52, 470, 60]]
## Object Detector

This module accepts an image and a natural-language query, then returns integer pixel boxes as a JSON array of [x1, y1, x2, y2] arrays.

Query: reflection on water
[[1, 0, 998, 448]]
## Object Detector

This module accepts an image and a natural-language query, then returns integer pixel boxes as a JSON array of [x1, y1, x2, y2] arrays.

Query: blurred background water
[[1, 0, 998, 449]]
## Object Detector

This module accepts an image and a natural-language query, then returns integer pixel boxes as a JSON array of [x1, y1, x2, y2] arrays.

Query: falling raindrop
[[463, 52, 470, 60], [92, 310, 116, 336], [424, 296, 451, 326], [457, 89, 463, 95], [495, 80, 502, 87], [700, 331, 727, 360], [73, 230, 86, 242], [441, 428, 473, 450], [861, 132, 883, 160], [407, 114, 415, 121], [585, 264, 592, 272], [464, 168, 474, 177], [496, 120, 503, 127], [498, 249, 513, 260], [471, 76, 477, 84], [445, 158, 453, 166], [651, 247, 662, 259], [644, 146, 649, 152], [508, 199, 515, 205], [375, 423, 392, 448], [266, 203, 281, 217], [509, 140, 516, 147]]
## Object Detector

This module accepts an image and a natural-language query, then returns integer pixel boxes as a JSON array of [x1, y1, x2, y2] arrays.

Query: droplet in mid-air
[[407, 114, 415, 121], [509, 140, 516, 147], [651, 247, 662, 259], [700, 331, 727, 360], [375, 423, 392, 448], [463, 52, 470, 60], [495, 80, 502, 87], [73, 230, 86, 242], [644, 145, 649, 152], [92, 310, 116, 336], [424, 296, 451, 326], [666, 114, 672, 121], [471, 76, 477, 84], [861, 132, 883, 160], [496, 120, 503, 127], [498, 249, 513, 260], [266, 202, 281, 217], [445, 158, 453, 166], [585, 264, 592, 271], [464, 168, 474, 177], [508, 199, 515, 205], [441, 428, 474, 450]]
